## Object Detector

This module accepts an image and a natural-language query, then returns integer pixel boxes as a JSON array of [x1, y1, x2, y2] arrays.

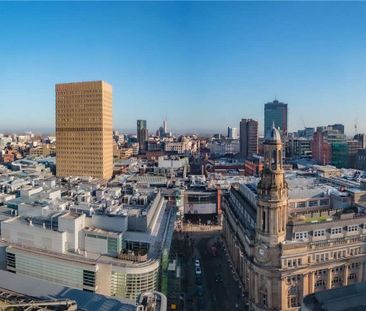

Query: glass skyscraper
[[264, 99, 288, 137]]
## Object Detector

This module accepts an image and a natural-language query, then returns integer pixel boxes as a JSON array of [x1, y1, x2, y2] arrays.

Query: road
[[180, 232, 246, 311]]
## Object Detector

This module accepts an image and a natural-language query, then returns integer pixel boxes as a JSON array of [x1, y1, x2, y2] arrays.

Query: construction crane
[[0, 299, 77, 311]]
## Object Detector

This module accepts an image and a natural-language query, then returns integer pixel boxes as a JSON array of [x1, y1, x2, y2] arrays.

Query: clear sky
[[1, 1, 366, 135]]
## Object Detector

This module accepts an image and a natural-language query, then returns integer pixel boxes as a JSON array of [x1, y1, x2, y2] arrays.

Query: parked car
[[195, 266, 202, 275], [195, 258, 201, 268]]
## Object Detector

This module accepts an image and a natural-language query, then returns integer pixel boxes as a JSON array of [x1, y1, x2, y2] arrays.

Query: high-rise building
[[227, 127, 238, 139], [311, 130, 332, 166], [264, 99, 288, 136], [240, 119, 258, 158], [56, 81, 113, 180], [330, 123, 345, 134], [163, 119, 168, 134], [348, 139, 362, 169], [354, 134, 366, 149], [137, 120, 148, 152]]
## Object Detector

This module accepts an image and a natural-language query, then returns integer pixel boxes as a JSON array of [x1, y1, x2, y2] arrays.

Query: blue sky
[[1, 1, 366, 135]]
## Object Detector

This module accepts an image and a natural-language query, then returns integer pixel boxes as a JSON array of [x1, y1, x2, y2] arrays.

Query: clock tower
[[255, 124, 288, 264]]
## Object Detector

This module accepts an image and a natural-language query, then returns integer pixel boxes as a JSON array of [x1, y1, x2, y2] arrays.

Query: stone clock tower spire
[[256, 124, 288, 251]]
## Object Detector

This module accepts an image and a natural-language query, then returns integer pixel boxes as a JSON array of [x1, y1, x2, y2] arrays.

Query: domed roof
[[265, 124, 282, 143]]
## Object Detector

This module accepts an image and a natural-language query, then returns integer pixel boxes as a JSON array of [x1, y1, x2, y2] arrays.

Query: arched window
[[271, 149, 277, 169], [259, 289, 267, 307], [288, 286, 299, 308], [278, 150, 282, 168], [262, 210, 266, 232]]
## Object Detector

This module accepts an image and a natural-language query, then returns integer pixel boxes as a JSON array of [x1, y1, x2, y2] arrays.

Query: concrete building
[[137, 120, 148, 152], [164, 137, 199, 155], [0, 174, 175, 301], [264, 99, 288, 136], [240, 119, 258, 158], [30, 144, 55, 157], [244, 155, 264, 177], [208, 140, 240, 156], [223, 125, 366, 311], [56, 81, 113, 180], [287, 137, 312, 159]]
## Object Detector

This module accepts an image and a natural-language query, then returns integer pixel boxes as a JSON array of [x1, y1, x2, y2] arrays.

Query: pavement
[[179, 230, 246, 311]]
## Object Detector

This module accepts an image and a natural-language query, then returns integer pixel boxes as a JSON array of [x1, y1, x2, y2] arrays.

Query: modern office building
[[330, 123, 345, 134], [227, 127, 239, 139], [222, 125, 366, 310], [312, 125, 349, 168], [0, 180, 174, 301], [355, 133, 366, 149], [240, 119, 258, 158], [264, 99, 288, 136], [137, 120, 148, 152], [347, 139, 362, 169], [355, 149, 366, 170], [55, 81, 113, 180]]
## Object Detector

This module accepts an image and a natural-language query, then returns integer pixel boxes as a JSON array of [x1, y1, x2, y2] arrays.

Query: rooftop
[[0, 270, 135, 311]]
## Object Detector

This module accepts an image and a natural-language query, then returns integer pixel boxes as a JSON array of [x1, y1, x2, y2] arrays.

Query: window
[[347, 225, 359, 232], [294, 232, 308, 240], [6, 253, 16, 269], [297, 201, 306, 208], [314, 229, 326, 237], [349, 273, 357, 280], [260, 292, 267, 307], [309, 200, 318, 207], [331, 227, 342, 235], [315, 279, 325, 288], [83, 270, 96, 288], [320, 199, 329, 206], [288, 286, 299, 308], [332, 276, 342, 285]]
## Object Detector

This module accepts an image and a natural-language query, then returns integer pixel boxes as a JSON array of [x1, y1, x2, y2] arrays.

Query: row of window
[[289, 199, 329, 209], [287, 258, 302, 268], [294, 224, 365, 240]]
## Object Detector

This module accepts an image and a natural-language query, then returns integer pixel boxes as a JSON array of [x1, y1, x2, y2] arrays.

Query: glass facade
[[264, 100, 288, 136], [8, 251, 84, 289], [331, 142, 349, 168]]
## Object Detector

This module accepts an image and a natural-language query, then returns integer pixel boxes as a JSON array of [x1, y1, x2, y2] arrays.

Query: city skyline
[[2, 2, 366, 134]]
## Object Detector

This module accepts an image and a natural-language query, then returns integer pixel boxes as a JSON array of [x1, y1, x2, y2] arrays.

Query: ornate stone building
[[223, 125, 366, 310]]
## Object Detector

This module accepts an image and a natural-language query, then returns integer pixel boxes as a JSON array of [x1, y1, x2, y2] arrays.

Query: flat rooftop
[[0, 270, 135, 311]]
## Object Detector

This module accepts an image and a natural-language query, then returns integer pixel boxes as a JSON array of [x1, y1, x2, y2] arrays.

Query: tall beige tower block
[[56, 81, 113, 180]]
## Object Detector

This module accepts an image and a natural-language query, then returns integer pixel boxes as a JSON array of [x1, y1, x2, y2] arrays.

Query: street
[[179, 231, 246, 311]]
